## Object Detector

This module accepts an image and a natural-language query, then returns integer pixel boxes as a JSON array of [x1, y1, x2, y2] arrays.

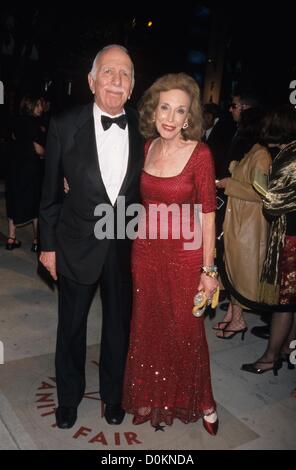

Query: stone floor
[[0, 186, 295, 450]]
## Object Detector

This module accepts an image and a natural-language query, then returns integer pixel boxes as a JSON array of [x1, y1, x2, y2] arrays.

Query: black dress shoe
[[218, 290, 229, 302], [251, 325, 270, 339], [241, 359, 282, 376], [31, 242, 39, 252], [55, 406, 77, 429], [6, 237, 22, 251], [104, 404, 125, 425]]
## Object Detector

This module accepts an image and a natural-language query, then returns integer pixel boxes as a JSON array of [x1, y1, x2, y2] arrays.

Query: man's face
[[229, 95, 243, 122], [203, 112, 215, 130], [88, 47, 134, 115]]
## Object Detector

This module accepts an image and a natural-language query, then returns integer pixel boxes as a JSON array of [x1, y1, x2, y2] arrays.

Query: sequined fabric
[[122, 142, 217, 426], [279, 235, 296, 304]]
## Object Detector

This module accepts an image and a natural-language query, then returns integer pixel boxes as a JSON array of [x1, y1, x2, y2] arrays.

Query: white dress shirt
[[93, 103, 129, 205], [204, 117, 219, 141]]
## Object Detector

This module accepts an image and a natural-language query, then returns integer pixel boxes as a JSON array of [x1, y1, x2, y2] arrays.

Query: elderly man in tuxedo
[[39, 45, 144, 428]]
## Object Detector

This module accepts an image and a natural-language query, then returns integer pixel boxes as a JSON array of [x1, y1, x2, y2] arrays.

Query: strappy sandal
[[216, 326, 248, 340], [212, 321, 230, 331]]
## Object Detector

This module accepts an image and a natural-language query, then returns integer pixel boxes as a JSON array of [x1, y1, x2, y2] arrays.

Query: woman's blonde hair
[[138, 72, 202, 141]]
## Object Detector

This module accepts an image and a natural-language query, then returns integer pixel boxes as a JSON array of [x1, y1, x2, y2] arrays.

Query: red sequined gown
[[123, 141, 217, 426]]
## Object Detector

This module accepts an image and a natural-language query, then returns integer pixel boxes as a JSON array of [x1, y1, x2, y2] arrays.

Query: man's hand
[[39, 251, 57, 280]]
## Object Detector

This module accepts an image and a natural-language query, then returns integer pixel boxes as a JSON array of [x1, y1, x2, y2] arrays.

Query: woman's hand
[[197, 273, 219, 301], [64, 177, 70, 194], [216, 178, 229, 190]]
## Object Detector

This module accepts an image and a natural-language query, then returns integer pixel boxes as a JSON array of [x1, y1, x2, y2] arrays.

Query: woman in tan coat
[[215, 108, 271, 338]]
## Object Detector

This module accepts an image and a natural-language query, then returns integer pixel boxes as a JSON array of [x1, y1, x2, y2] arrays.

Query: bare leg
[[213, 302, 232, 330], [7, 218, 21, 246], [32, 218, 38, 242], [8, 218, 16, 241], [6, 219, 21, 249], [203, 411, 218, 423], [216, 303, 247, 338], [138, 407, 151, 416]]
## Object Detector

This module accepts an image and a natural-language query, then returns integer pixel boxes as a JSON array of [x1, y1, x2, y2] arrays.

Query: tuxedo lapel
[[72, 104, 141, 205], [118, 107, 141, 197], [73, 103, 111, 204]]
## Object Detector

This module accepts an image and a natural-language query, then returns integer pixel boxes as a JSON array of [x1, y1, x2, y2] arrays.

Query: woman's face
[[33, 100, 43, 117], [154, 89, 191, 139]]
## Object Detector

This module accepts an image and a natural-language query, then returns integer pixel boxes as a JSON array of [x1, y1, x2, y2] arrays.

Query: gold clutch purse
[[192, 287, 219, 317]]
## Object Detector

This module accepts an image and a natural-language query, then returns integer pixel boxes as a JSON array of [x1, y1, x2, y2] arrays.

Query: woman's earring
[[183, 122, 188, 129]]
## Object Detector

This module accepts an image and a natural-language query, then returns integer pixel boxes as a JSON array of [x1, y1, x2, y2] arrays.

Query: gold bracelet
[[201, 265, 218, 277], [202, 271, 218, 279]]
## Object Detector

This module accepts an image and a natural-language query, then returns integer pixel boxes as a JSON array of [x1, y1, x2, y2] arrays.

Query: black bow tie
[[101, 114, 127, 131]]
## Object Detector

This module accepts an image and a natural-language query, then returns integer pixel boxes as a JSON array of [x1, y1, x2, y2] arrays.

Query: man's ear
[[88, 73, 95, 94]]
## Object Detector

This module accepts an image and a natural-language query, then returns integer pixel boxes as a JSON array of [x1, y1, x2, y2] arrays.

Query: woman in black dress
[[241, 105, 296, 374], [6, 94, 45, 251]]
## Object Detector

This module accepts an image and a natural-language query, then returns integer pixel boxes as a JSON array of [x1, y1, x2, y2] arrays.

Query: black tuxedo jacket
[[206, 117, 236, 179], [39, 103, 144, 284]]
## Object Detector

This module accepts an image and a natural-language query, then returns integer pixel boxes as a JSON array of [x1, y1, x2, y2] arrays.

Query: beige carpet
[[0, 345, 258, 450]]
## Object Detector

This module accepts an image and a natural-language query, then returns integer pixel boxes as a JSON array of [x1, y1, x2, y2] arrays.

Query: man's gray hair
[[90, 44, 135, 87]]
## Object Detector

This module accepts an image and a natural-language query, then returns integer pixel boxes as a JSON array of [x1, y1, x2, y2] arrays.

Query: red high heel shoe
[[132, 415, 145, 425], [202, 415, 219, 436], [132, 407, 151, 425]]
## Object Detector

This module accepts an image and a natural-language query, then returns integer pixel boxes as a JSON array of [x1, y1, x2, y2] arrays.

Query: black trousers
[[55, 246, 132, 407]]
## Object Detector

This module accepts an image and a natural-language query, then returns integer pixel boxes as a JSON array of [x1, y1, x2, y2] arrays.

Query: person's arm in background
[[217, 147, 271, 203]]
